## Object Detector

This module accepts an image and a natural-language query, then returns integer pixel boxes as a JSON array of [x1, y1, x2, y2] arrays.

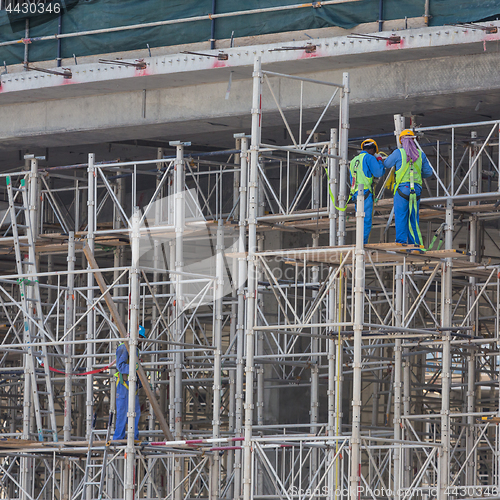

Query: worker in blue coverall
[[113, 325, 146, 441], [383, 129, 433, 246], [349, 139, 385, 244]]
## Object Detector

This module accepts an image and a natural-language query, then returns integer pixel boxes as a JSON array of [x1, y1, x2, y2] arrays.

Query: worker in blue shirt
[[384, 129, 433, 246], [349, 139, 385, 244], [113, 326, 146, 441]]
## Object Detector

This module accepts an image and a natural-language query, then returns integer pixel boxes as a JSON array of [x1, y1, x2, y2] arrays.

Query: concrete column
[[350, 184, 365, 500]]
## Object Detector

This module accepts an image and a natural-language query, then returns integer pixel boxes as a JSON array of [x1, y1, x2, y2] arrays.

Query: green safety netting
[[0, 0, 499, 66]]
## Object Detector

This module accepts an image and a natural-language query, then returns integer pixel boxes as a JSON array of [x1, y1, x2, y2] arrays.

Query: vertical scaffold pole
[[440, 197, 453, 500], [393, 264, 403, 497], [227, 135, 241, 491], [466, 134, 478, 484], [125, 208, 141, 500], [392, 110, 406, 499], [62, 232, 75, 500], [171, 140, 187, 500], [329, 129, 339, 247], [211, 219, 224, 499], [327, 128, 338, 496], [310, 141, 321, 491], [86, 153, 95, 440], [242, 56, 262, 500], [21, 158, 37, 500], [148, 147, 164, 499], [234, 134, 248, 500], [337, 73, 349, 246], [350, 184, 365, 500]]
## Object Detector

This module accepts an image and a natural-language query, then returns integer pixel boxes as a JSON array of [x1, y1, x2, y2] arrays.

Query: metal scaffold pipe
[[439, 197, 454, 500], [338, 73, 349, 245], [243, 56, 262, 500], [350, 183, 365, 500], [233, 134, 248, 500], [125, 208, 141, 500], [86, 153, 95, 442], [172, 140, 187, 500]]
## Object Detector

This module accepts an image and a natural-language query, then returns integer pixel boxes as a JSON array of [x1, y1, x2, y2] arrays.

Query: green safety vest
[[393, 148, 424, 246], [349, 152, 373, 195], [394, 149, 423, 194]]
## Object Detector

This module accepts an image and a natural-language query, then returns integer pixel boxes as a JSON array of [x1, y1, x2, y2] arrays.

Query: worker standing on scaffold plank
[[349, 139, 385, 244], [113, 325, 146, 441], [384, 130, 433, 246]]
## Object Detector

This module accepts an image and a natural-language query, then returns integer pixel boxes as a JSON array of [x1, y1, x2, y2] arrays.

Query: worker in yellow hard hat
[[383, 130, 433, 246], [349, 139, 385, 243]]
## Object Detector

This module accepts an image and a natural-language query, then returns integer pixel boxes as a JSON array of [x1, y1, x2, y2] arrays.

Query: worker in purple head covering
[[384, 130, 433, 246]]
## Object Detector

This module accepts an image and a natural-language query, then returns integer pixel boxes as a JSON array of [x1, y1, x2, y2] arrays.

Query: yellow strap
[[114, 371, 129, 390]]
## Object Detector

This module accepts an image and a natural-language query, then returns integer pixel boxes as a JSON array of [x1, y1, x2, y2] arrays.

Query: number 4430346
[[6, 3, 61, 14]]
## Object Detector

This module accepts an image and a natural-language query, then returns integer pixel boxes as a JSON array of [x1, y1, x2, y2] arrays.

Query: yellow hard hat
[[361, 138, 379, 153], [399, 129, 416, 142]]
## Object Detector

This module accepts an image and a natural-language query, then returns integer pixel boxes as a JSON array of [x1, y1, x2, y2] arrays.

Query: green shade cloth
[[0, 0, 499, 66]]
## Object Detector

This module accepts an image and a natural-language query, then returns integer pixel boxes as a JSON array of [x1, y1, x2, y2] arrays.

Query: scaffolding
[[0, 57, 499, 500]]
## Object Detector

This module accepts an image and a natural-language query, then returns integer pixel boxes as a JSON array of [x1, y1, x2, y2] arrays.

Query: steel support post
[[234, 136, 241, 220], [147, 148, 164, 499], [111, 176, 124, 499], [234, 135, 248, 500], [329, 128, 339, 247], [403, 342, 411, 488], [256, 234, 264, 427], [62, 232, 75, 500], [393, 265, 403, 497], [242, 56, 262, 500], [350, 184, 365, 500], [439, 198, 453, 500], [228, 136, 242, 493], [211, 220, 224, 500], [20, 160, 38, 500], [86, 153, 95, 440], [125, 208, 141, 500], [172, 141, 187, 500], [466, 134, 478, 484], [310, 234, 320, 493], [337, 75, 349, 246], [310, 152, 321, 489]]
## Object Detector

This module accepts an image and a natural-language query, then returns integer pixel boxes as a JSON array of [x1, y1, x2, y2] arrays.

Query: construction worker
[[349, 139, 385, 244], [113, 325, 146, 441], [384, 129, 433, 246]]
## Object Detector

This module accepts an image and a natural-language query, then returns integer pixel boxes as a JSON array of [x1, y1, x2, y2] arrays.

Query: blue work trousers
[[113, 382, 140, 440], [353, 191, 374, 244], [394, 184, 422, 245]]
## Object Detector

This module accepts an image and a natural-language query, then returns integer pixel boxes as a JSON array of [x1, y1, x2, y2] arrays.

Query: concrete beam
[[1, 49, 500, 150], [1, 22, 500, 149]]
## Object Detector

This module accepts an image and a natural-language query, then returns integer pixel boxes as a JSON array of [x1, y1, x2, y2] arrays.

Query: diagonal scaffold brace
[[83, 242, 174, 442]]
